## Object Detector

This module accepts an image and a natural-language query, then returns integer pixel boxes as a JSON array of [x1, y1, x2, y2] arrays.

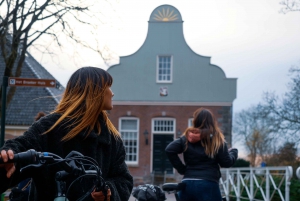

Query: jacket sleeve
[[165, 137, 186, 175], [216, 143, 238, 168], [1, 120, 47, 154], [105, 142, 133, 201]]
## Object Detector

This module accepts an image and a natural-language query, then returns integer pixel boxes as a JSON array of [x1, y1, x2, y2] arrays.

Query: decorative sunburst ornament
[[153, 7, 178, 21]]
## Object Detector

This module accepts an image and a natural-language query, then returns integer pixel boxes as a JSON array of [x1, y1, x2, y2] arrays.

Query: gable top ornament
[[149, 5, 182, 22]]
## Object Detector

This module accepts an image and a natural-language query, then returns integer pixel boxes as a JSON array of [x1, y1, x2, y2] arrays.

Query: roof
[[0, 51, 65, 126]]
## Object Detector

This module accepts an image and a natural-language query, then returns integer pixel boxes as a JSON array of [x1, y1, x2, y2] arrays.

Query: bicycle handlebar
[[0, 149, 108, 201], [0, 149, 39, 164]]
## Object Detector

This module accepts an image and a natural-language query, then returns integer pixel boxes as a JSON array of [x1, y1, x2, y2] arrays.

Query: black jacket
[[165, 136, 238, 183], [0, 113, 133, 201]]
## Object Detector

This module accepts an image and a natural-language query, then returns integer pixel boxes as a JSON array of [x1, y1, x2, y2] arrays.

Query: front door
[[152, 134, 174, 174]]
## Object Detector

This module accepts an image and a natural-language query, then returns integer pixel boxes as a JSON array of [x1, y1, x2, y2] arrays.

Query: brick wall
[[108, 105, 233, 182]]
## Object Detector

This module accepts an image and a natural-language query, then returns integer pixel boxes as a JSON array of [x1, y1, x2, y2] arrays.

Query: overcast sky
[[40, 0, 300, 116]]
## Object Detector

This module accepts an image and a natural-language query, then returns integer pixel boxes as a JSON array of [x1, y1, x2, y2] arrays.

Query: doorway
[[152, 134, 174, 174]]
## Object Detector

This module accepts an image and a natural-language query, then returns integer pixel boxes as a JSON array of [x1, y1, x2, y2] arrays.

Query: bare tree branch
[[279, 0, 300, 13], [0, 0, 117, 114], [234, 105, 277, 166], [263, 66, 300, 138]]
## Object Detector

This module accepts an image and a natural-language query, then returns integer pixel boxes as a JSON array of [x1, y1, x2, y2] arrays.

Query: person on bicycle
[[0, 67, 133, 201], [165, 107, 238, 201]]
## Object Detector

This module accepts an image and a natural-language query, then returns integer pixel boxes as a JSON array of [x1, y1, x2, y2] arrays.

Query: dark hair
[[34, 112, 46, 121], [46, 67, 119, 141]]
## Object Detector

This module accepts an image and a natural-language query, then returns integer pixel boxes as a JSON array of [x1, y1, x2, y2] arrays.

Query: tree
[[233, 158, 250, 167], [277, 142, 298, 163], [234, 105, 275, 166], [279, 0, 300, 13], [0, 0, 115, 112], [263, 66, 300, 143], [265, 142, 300, 177]]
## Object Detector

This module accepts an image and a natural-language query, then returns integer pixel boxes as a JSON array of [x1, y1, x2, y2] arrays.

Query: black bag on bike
[[9, 179, 31, 201], [132, 184, 166, 201]]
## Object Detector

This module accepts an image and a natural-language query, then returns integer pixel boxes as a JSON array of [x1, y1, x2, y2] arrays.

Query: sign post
[[0, 76, 8, 148], [0, 77, 56, 148]]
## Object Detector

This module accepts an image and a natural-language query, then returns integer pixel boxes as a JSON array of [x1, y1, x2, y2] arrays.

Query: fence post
[[226, 169, 230, 201], [237, 169, 240, 201], [296, 166, 300, 179], [285, 166, 292, 201], [250, 167, 253, 201], [265, 168, 270, 201]]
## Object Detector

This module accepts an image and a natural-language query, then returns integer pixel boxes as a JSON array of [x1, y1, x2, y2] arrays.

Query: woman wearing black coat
[[0, 67, 133, 201], [165, 108, 238, 201]]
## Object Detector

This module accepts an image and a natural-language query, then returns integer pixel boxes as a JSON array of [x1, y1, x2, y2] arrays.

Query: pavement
[[2, 188, 178, 201]]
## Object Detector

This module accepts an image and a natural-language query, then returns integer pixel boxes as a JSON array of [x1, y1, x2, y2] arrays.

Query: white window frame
[[156, 55, 173, 83], [188, 118, 193, 127], [119, 117, 139, 165], [152, 118, 176, 134]]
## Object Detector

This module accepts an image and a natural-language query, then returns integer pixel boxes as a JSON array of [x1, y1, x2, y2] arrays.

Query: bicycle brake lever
[[20, 163, 44, 173]]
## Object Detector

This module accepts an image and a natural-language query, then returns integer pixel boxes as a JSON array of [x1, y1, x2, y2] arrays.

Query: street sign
[[8, 77, 56, 88]]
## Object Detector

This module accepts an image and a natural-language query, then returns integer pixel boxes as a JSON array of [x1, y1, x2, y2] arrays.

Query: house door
[[152, 134, 174, 174]]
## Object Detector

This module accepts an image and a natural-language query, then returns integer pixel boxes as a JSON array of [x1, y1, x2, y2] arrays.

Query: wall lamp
[[143, 129, 149, 145]]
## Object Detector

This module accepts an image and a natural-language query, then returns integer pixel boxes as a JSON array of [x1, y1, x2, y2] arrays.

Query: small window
[[157, 56, 172, 83], [153, 119, 175, 133], [119, 118, 139, 164]]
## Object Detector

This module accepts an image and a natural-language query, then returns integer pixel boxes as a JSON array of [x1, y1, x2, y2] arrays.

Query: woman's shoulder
[[36, 113, 61, 123], [33, 113, 62, 130]]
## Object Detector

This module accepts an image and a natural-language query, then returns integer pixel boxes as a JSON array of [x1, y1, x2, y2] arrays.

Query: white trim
[[152, 118, 176, 133], [112, 101, 232, 106], [150, 118, 176, 174], [119, 117, 139, 166]]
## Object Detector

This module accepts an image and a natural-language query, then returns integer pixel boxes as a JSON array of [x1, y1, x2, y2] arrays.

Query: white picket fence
[[219, 166, 295, 201]]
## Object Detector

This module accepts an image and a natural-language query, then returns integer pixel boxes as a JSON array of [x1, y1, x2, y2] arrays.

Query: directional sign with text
[[8, 77, 56, 88]]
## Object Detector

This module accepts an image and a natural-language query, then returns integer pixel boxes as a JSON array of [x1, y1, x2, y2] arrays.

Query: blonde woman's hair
[[184, 107, 225, 158], [45, 67, 120, 141]]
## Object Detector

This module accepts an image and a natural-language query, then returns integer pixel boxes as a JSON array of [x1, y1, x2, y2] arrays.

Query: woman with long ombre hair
[[0, 67, 133, 201], [165, 107, 238, 201]]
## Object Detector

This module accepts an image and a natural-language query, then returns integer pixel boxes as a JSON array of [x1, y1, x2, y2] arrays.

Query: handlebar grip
[[0, 149, 38, 164]]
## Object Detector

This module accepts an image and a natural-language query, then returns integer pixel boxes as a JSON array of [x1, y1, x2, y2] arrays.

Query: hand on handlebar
[[91, 188, 111, 201], [0, 150, 16, 178]]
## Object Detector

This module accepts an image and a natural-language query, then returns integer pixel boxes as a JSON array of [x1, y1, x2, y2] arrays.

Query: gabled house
[[0, 51, 64, 140], [107, 5, 237, 184]]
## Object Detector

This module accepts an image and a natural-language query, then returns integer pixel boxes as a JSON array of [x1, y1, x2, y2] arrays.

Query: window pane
[[121, 119, 137, 130], [153, 119, 174, 132], [120, 119, 138, 163], [158, 56, 171, 81]]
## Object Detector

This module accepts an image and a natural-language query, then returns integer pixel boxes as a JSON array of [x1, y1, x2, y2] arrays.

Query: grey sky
[[40, 0, 300, 114]]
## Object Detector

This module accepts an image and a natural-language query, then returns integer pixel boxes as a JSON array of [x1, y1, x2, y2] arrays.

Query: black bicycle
[[0, 149, 109, 201]]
